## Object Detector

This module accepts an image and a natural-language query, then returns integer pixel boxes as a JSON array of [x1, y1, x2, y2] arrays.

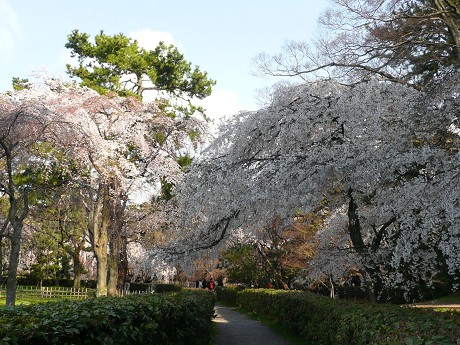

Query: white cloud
[[198, 87, 257, 124], [130, 29, 180, 51], [0, 0, 20, 63]]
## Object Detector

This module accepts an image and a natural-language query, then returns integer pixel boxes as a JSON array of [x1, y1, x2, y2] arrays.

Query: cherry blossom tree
[[0, 89, 57, 306], [175, 74, 460, 301], [5, 75, 206, 297]]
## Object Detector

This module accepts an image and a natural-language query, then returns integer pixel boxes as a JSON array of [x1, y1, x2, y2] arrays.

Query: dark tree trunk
[[5, 189, 29, 307], [6, 231, 21, 307], [0, 236, 3, 277], [107, 248, 119, 296], [347, 188, 381, 303], [71, 242, 85, 289], [107, 176, 128, 296]]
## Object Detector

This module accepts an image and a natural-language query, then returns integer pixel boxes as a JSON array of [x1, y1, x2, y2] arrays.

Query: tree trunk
[[107, 250, 118, 296], [6, 228, 22, 307], [361, 270, 378, 304], [347, 188, 380, 303], [434, 0, 460, 62], [0, 235, 3, 277], [72, 247, 83, 289], [2, 144, 30, 306], [107, 231, 128, 296], [88, 182, 110, 297], [107, 176, 128, 296], [94, 248, 108, 297], [119, 236, 128, 289], [329, 275, 335, 299]]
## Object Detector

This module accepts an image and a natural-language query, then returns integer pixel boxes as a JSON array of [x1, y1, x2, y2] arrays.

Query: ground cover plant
[[216, 287, 460, 345], [0, 289, 215, 344]]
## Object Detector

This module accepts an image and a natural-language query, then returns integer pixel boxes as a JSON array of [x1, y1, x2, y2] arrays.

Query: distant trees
[[29, 186, 89, 288], [175, 74, 460, 302], [254, 0, 460, 88], [220, 216, 317, 289]]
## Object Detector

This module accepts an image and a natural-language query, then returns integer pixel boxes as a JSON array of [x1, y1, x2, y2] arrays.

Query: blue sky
[[1, 0, 329, 119]]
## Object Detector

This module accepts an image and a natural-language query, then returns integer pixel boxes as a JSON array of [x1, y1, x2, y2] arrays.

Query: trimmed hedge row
[[216, 287, 460, 345], [0, 289, 216, 345], [153, 283, 183, 293]]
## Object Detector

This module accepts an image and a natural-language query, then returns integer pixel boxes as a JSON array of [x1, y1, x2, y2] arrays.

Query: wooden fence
[[0, 285, 154, 300], [0, 285, 89, 299], [117, 288, 152, 297]]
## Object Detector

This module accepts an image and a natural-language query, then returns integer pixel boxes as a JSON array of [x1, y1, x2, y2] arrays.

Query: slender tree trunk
[[2, 144, 29, 306], [72, 245, 84, 289], [5, 193, 28, 306], [119, 236, 128, 289], [0, 235, 3, 277], [6, 230, 21, 307], [329, 275, 335, 299]]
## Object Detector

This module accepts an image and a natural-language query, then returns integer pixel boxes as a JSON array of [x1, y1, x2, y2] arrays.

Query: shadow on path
[[212, 303, 293, 345]]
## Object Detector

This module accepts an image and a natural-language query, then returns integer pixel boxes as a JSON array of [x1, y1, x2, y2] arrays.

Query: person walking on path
[[213, 303, 293, 345]]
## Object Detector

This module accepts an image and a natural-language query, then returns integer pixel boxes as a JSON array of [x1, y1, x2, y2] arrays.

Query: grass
[[434, 294, 460, 304], [0, 295, 87, 307], [0, 288, 94, 307], [0, 285, 96, 307]]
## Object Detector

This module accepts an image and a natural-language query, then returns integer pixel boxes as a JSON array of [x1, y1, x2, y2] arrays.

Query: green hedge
[[0, 289, 215, 345], [216, 287, 460, 345], [153, 283, 183, 293]]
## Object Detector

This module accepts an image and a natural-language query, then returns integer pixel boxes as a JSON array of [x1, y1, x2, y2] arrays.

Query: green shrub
[[15, 277, 75, 288], [217, 288, 460, 345], [215, 285, 241, 305], [128, 282, 150, 292], [0, 289, 215, 345]]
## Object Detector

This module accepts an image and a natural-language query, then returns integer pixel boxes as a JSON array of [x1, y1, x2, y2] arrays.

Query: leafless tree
[[254, 0, 460, 88]]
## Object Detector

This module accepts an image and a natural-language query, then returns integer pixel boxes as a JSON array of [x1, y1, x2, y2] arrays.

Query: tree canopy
[[254, 0, 460, 88], [174, 74, 460, 301], [65, 30, 216, 109]]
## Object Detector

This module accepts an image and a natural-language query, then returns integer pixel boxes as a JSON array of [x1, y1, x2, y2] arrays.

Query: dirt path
[[212, 303, 293, 345]]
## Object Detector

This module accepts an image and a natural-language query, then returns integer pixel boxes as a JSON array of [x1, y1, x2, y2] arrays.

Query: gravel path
[[212, 304, 293, 345]]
